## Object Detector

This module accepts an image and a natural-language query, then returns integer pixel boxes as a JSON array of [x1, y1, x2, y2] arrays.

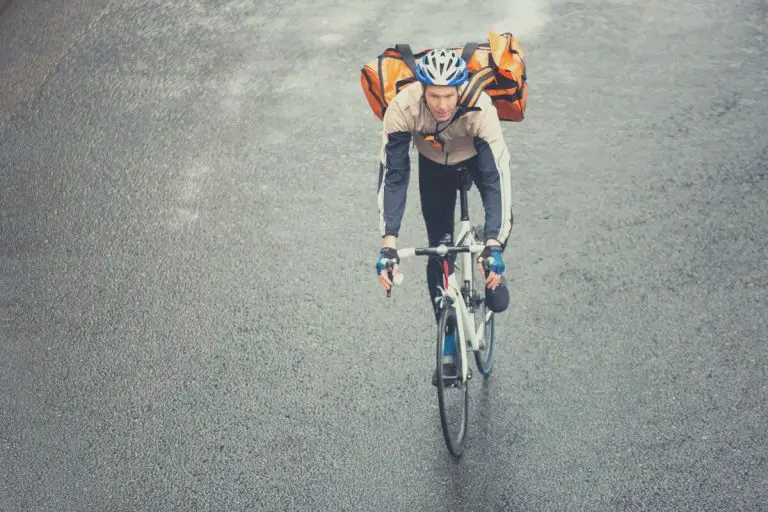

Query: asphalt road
[[1, 0, 767, 510]]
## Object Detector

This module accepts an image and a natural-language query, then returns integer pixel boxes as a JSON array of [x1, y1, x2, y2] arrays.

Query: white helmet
[[414, 49, 469, 86]]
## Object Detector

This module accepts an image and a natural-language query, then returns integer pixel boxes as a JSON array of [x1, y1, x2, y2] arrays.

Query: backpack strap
[[395, 44, 418, 74], [395, 77, 417, 94], [460, 42, 479, 65], [458, 66, 496, 109]]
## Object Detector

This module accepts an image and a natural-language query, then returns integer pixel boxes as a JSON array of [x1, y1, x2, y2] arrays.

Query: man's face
[[424, 85, 459, 122]]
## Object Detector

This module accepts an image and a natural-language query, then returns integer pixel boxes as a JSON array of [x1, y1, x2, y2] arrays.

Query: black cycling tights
[[419, 153, 483, 322]]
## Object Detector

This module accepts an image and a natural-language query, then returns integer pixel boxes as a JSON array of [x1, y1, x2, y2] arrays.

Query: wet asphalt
[[1, 0, 767, 510]]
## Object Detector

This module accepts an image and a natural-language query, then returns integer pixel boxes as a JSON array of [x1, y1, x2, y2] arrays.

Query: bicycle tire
[[474, 313, 495, 375], [436, 303, 468, 457], [471, 238, 496, 376]]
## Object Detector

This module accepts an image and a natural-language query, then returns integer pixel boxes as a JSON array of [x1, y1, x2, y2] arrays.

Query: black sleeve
[[473, 137, 503, 242], [377, 131, 412, 237]]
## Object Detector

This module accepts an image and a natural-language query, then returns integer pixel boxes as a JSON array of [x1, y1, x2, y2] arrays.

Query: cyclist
[[374, 48, 514, 384]]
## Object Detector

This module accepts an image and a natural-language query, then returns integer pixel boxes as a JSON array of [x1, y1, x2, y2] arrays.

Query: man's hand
[[477, 242, 505, 290], [376, 247, 400, 291]]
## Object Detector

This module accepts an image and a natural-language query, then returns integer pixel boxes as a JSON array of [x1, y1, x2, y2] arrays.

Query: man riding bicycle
[[374, 48, 515, 382]]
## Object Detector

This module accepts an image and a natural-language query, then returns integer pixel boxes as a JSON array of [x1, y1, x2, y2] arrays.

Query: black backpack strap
[[395, 77, 417, 94], [460, 42, 479, 65], [395, 44, 418, 73], [458, 66, 496, 108]]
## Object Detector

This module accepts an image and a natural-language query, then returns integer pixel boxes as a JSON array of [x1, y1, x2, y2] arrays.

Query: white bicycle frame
[[397, 219, 493, 383]]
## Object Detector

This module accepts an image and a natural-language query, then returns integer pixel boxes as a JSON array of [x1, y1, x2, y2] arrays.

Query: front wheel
[[436, 304, 468, 457]]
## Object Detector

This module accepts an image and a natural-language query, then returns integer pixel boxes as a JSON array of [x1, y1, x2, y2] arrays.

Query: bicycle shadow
[[433, 368, 529, 511]]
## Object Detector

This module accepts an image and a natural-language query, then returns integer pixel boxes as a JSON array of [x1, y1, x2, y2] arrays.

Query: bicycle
[[384, 167, 497, 457]]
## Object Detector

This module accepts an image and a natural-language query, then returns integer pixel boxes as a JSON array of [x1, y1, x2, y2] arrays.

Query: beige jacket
[[376, 82, 513, 243]]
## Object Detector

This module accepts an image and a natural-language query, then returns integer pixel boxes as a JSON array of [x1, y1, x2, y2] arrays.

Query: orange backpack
[[360, 31, 528, 122]]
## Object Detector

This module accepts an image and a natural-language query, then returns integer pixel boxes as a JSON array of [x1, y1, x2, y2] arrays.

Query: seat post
[[457, 167, 470, 222]]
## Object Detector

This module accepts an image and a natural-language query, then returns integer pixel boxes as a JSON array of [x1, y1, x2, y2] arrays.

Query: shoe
[[485, 278, 510, 313], [442, 331, 456, 357], [432, 332, 459, 386]]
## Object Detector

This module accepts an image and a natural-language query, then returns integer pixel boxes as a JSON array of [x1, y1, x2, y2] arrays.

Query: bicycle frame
[[443, 250, 486, 380], [389, 167, 495, 383], [397, 173, 494, 381], [398, 240, 488, 383]]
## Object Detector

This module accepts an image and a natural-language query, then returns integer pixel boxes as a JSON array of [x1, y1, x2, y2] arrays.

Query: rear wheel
[[471, 227, 496, 376], [436, 304, 468, 457], [474, 312, 495, 375]]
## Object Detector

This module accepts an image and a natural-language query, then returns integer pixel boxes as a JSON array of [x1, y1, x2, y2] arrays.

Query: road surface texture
[[1, 0, 766, 510]]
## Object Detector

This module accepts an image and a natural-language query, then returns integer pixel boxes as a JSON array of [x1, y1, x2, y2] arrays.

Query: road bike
[[385, 167, 497, 457]]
